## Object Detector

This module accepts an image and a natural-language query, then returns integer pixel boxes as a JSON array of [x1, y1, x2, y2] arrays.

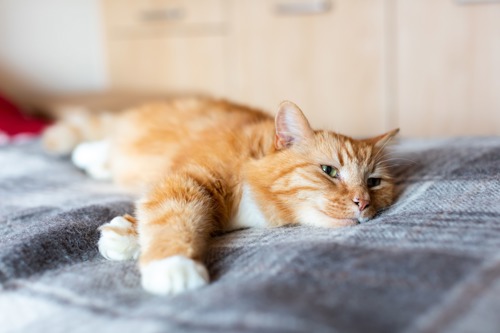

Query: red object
[[0, 93, 48, 137]]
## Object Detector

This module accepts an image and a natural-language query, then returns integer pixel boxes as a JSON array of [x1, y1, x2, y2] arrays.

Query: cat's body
[[43, 97, 398, 295]]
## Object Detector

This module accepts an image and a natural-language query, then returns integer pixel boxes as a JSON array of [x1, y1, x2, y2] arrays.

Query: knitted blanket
[[1, 138, 499, 333]]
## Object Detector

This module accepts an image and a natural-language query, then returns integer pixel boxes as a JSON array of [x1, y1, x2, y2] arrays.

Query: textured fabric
[[0, 138, 499, 333]]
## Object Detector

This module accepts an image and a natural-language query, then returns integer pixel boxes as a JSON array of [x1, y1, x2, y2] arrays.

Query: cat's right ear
[[369, 128, 400, 149], [275, 101, 314, 150]]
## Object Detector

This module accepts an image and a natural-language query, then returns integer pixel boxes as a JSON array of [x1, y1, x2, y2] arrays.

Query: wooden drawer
[[103, 0, 227, 37]]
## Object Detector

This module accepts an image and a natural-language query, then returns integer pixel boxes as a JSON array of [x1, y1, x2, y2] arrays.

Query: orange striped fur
[[44, 97, 398, 294]]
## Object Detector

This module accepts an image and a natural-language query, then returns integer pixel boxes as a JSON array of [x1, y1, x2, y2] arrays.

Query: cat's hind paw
[[98, 216, 140, 261], [140, 256, 209, 295], [72, 140, 112, 180]]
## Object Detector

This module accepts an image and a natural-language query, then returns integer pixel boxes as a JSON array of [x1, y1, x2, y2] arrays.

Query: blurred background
[[0, 0, 499, 138]]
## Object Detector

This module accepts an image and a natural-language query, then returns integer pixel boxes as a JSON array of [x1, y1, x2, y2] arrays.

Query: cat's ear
[[275, 101, 314, 150], [369, 128, 400, 149]]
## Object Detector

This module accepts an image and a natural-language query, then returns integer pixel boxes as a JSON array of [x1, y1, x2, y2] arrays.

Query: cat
[[42, 97, 399, 296]]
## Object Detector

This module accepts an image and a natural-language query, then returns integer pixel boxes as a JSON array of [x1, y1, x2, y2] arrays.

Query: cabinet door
[[102, 0, 228, 96], [106, 37, 228, 95], [228, 0, 387, 136], [395, 0, 500, 137]]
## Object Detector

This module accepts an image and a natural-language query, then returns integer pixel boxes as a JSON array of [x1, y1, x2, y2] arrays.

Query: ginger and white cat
[[43, 98, 398, 296]]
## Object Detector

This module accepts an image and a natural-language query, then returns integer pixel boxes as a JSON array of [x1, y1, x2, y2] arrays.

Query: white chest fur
[[228, 184, 268, 230]]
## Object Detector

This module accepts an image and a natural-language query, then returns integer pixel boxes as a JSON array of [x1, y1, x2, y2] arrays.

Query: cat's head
[[248, 101, 399, 228]]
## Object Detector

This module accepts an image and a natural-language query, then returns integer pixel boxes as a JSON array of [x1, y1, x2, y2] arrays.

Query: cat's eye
[[321, 165, 338, 178], [367, 177, 381, 188]]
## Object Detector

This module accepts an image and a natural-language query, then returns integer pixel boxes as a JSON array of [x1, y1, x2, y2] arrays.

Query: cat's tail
[[42, 106, 116, 155]]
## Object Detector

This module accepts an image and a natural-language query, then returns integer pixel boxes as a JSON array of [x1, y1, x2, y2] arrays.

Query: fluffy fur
[[43, 97, 399, 295]]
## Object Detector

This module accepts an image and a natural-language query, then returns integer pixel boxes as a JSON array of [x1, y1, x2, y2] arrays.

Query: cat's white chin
[[357, 216, 372, 224], [309, 218, 358, 228], [329, 218, 359, 227], [298, 207, 358, 228], [140, 256, 209, 296]]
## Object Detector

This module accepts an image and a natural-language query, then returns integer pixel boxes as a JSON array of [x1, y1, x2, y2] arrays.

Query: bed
[[1, 137, 500, 333]]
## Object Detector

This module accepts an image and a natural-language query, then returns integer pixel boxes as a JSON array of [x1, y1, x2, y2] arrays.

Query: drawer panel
[[103, 0, 227, 37]]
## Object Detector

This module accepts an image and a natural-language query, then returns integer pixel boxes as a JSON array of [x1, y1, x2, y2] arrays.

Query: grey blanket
[[1, 138, 500, 333]]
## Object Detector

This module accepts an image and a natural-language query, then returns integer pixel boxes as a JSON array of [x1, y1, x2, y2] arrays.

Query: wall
[[0, 0, 107, 102]]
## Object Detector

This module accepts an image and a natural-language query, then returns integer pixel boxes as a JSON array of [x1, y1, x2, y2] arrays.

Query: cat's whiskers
[[377, 157, 417, 166], [372, 139, 395, 163]]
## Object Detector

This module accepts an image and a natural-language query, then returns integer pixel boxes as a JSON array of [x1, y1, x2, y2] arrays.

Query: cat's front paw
[[140, 256, 209, 295], [98, 216, 140, 261]]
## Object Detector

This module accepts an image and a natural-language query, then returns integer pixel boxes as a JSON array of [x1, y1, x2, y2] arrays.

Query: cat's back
[[110, 97, 272, 190], [119, 97, 270, 137]]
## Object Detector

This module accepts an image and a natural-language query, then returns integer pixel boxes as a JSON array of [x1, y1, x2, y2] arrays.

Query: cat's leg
[[136, 173, 226, 295], [98, 214, 140, 261], [72, 140, 112, 180]]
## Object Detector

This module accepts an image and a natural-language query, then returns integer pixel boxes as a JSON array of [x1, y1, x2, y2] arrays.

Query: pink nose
[[353, 197, 370, 212]]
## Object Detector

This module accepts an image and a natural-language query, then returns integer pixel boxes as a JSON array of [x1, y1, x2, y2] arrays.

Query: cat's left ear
[[275, 101, 314, 150], [369, 128, 400, 149]]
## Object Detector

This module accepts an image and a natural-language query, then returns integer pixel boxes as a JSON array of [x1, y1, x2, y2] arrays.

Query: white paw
[[141, 256, 209, 295], [86, 164, 112, 180], [72, 140, 112, 180], [98, 216, 140, 261]]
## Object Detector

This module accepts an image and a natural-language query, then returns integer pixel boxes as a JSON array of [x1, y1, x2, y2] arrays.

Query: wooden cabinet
[[101, 0, 500, 137], [102, 0, 387, 136], [394, 0, 500, 137], [102, 0, 229, 96], [227, 0, 387, 135]]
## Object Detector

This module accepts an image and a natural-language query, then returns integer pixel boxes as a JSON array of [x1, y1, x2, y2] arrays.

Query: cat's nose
[[353, 197, 370, 212]]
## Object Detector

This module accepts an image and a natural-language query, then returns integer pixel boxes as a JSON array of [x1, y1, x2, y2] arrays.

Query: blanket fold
[[1, 138, 499, 333]]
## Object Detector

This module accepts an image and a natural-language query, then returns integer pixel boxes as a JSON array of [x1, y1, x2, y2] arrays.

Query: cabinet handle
[[140, 8, 185, 22], [274, 0, 332, 15]]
